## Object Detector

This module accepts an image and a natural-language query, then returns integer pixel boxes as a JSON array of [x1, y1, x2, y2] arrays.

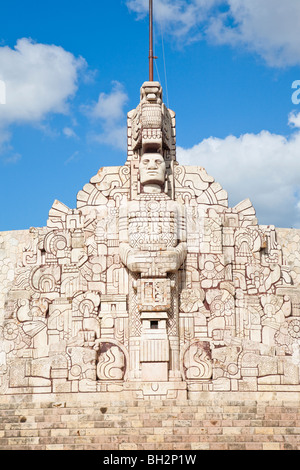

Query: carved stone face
[[139, 153, 166, 187]]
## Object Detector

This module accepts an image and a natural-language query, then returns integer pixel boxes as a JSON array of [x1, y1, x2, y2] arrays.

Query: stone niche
[[0, 81, 300, 400]]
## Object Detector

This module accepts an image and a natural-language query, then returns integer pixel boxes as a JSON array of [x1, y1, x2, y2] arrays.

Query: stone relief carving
[[96, 343, 126, 381], [1, 80, 300, 399], [182, 341, 213, 381]]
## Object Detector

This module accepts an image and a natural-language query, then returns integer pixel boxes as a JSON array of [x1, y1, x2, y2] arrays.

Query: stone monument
[[1, 76, 300, 400]]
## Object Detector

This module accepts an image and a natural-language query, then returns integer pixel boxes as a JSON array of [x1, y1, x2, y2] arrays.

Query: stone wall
[[1, 80, 300, 404], [276, 228, 300, 288], [1, 222, 300, 398], [0, 392, 299, 450], [0, 229, 32, 315]]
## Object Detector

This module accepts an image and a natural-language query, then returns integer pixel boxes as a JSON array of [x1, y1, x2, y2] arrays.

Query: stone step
[[1, 394, 300, 450]]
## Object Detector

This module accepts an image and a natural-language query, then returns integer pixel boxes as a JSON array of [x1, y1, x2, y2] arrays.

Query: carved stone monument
[[0, 80, 300, 400]]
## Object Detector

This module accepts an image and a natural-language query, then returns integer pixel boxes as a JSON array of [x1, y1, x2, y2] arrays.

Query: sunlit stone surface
[[1, 82, 300, 399]]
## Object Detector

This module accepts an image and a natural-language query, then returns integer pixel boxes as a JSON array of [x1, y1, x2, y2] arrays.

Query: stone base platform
[[0, 392, 300, 450]]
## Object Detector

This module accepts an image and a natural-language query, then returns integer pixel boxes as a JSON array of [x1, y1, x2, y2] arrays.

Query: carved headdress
[[127, 82, 177, 199]]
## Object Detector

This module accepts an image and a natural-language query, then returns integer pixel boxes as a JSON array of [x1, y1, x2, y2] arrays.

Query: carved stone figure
[[0, 80, 300, 399]]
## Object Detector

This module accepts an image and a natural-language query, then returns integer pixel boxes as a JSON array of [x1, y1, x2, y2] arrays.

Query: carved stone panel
[[1, 80, 300, 398]]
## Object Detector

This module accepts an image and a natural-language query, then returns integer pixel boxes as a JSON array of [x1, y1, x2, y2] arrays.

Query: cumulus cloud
[[0, 38, 86, 159], [83, 81, 129, 151], [127, 0, 300, 67], [0, 79, 5, 105], [127, 0, 221, 41], [0, 38, 86, 124], [177, 113, 300, 229], [208, 0, 300, 67], [88, 81, 129, 122], [0, 39, 130, 158]]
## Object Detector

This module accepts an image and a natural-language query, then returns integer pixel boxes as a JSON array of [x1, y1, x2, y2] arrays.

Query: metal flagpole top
[[149, 0, 157, 81]]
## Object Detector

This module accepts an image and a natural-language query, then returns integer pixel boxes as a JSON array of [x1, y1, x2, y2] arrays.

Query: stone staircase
[[0, 392, 300, 450]]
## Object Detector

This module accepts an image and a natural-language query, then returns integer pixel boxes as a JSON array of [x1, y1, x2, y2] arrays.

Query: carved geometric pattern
[[0, 80, 300, 398]]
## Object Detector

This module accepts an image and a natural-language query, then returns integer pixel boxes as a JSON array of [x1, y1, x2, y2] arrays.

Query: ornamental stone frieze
[[0, 81, 300, 400]]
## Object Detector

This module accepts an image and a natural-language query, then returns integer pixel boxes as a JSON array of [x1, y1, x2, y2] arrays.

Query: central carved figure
[[118, 82, 188, 382], [120, 152, 187, 278], [119, 146, 187, 381]]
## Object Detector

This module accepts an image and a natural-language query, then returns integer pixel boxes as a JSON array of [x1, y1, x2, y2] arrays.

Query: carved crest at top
[[129, 81, 174, 154]]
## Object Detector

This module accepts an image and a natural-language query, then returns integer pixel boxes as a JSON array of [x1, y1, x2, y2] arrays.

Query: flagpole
[[149, 0, 154, 81]]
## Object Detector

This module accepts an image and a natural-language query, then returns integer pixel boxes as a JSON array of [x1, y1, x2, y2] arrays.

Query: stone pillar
[[140, 314, 169, 382]]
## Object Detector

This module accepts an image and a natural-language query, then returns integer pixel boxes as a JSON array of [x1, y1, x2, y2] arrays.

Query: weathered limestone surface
[[0, 392, 300, 450], [276, 228, 300, 289], [0, 81, 300, 403], [0, 229, 32, 315]]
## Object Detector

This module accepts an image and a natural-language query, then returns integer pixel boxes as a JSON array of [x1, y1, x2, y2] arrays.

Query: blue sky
[[0, 0, 300, 231]]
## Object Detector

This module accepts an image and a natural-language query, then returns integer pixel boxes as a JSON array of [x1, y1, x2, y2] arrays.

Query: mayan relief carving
[[0, 80, 300, 399]]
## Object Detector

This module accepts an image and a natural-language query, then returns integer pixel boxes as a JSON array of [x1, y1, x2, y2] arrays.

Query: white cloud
[[92, 125, 127, 151], [0, 38, 86, 125], [127, 0, 221, 40], [177, 117, 300, 228], [0, 38, 86, 161], [84, 81, 129, 151], [0, 79, 6, 105], [85, 81, 128, 122], [127, 0, 300, 67], [208, 0, 300, 67]]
